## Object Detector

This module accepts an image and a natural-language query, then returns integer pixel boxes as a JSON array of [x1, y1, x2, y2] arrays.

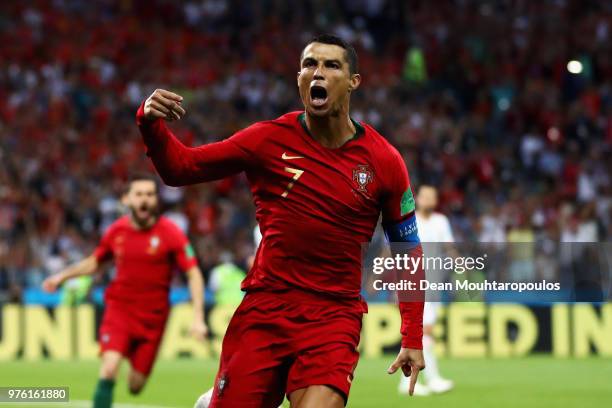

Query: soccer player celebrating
[[137, 34, 425, 407], [42, 174, 207, 408], [399, 185, 455, 396]]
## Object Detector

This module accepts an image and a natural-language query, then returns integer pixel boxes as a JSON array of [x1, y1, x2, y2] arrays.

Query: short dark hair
[[303, 34, 359, 75], [127, 172, 159, 194]]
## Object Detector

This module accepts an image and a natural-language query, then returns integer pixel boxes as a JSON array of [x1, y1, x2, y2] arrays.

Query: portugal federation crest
[[216, 374, 228, 397], [353, 164, 373, 192], [147, 235, 160, 254]]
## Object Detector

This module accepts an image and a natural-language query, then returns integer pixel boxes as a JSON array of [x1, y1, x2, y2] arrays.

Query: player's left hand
[[387, 348, 425, 396], [190, 320, 209, 341]]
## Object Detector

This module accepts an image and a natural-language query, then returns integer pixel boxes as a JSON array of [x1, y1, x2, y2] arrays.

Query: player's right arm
[[41, 255, 99, 292], [43, 222, 116, 293], [136, 89, 257, 186]]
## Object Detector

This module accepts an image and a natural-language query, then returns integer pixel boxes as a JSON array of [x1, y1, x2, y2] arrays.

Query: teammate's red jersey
[[94, 215, 197, 308], [137, 107, 423, 348]]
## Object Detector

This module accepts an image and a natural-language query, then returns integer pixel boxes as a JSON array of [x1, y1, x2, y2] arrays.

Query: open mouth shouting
[[135, 204, 151, 218], [310, 84, 328, 108]]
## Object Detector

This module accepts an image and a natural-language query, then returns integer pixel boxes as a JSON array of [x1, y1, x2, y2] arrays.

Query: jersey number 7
[[281, 167, 304, 198]]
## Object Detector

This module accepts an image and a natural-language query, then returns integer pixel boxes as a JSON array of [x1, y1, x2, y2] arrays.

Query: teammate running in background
[[399, 184, 455, 396], [138, 34, 425, 408], [42, 174, 207, 408]]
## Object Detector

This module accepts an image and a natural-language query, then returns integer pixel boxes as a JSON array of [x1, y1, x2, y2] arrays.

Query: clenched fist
[[143, 89, 186, 122]]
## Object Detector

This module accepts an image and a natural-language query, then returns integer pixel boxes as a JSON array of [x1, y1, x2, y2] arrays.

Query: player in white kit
[[399, 185, 454, 396]]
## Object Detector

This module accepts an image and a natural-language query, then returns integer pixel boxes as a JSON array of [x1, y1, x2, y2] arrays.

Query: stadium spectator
[[0, 0, 610, 298]]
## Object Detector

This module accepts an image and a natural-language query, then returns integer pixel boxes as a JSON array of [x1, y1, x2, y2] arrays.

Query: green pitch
[[0, 357, 610, 407]]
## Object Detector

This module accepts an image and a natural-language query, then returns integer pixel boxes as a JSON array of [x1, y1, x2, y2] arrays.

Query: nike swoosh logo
[[282, 152, 304, 160]]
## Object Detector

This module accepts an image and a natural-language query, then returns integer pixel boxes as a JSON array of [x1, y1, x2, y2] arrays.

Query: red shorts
[[99, 301, 168, 376], [210, 290, 367, 408]]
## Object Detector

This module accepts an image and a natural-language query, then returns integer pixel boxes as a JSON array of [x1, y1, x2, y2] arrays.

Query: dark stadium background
[[0, 1, 610, 407]]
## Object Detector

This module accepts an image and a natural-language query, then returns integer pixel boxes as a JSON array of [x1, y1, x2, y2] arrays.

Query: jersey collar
[[297, 112, 364, 145]]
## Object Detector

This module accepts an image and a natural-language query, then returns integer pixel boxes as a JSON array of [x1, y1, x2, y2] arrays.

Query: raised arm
[[136, 89, 255, 186]]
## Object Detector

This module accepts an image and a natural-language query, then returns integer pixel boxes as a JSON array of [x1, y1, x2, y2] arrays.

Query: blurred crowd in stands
[[0, 0, 611, 302]]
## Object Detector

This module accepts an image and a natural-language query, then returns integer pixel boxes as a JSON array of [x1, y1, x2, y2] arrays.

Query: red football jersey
[[94, 215, 197, 308], [137, 107, 423, 348]]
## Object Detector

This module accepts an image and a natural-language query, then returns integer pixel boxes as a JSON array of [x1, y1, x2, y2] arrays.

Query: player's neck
[[305, 111, 355, 149], [417, 209, 432, 219], [129, 214, 157, 230]]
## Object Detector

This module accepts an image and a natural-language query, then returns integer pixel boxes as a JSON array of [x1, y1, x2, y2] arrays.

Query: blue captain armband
[[384, 214, 421, 243]]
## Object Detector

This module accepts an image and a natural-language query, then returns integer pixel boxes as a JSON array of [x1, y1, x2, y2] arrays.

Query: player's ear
[[348, 74, 361, 93]]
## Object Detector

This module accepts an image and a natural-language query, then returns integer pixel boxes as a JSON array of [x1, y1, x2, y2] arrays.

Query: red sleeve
[[136, 102, 262, 186], [381, 147, 415, 224], [93, 226, 114, 263], [381, 147, 424, 350], [168, 225, 198, 272]]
